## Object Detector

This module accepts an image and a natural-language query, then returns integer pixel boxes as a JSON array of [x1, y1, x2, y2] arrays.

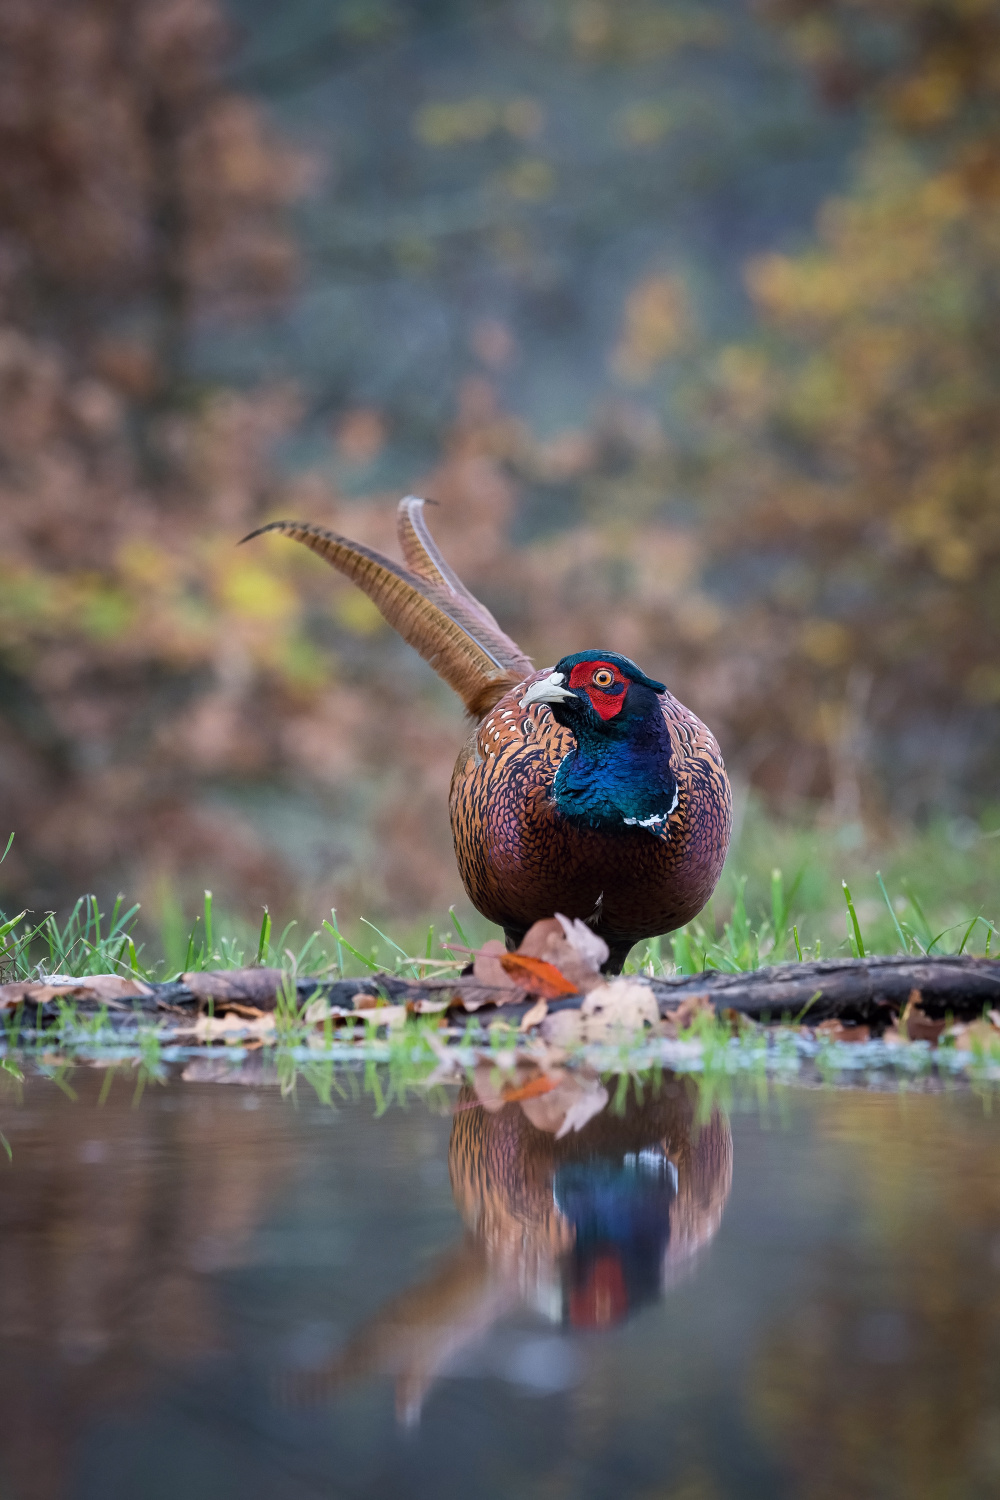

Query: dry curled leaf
[[0, 973, 152, 1010], [515, 915, 607, 991], [580, 978, 659, 1038], [472, 938, 522, 989], [539, 1008, 585, 1046], [554, 913, 610, 970], [498, 953, 580, 997]]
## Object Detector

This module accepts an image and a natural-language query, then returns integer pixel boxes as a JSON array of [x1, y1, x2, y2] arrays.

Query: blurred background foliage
[[0, 0, 997, 951]]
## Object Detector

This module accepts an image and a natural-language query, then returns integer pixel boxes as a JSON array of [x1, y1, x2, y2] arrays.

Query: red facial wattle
[[568, 660, 628, 721]]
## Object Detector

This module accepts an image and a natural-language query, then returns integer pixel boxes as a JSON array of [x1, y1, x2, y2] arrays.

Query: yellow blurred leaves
[[569, 1, 725, 60], [800, 620, 851, 669], [965, 665, 1000, 704], [933, 537, 975, 581], [890, 65, 963, 129], [500, 159, 555, 201], [413, 97, 544, 147], [333, 590, 385, 637], [612, 273, 691, 382], [78, 583, 133, 640], [217, 559, 298, 622], [619, 100, 676, 145], [0, 567, 133, 645]]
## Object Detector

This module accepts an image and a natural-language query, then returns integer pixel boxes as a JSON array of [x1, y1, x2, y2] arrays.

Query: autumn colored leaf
[[498, 954, 580, 997], [500, 1073, 560, 1103]]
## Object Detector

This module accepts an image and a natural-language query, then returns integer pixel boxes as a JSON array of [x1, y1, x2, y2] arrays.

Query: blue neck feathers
[[553, 709, 677, 833]]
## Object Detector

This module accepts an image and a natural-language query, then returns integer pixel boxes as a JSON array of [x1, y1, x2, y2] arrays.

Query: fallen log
[[2, 953, 998, 1033]]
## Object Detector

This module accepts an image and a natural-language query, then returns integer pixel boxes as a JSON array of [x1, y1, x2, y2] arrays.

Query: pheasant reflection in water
[[288, 1075, 732, 1424]]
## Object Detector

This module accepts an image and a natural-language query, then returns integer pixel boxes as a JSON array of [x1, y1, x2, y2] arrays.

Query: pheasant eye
[[592, 668, 614, 688]]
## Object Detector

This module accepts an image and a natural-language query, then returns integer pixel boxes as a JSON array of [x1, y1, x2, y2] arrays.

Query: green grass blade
[[0, 912, 27, 942], [359, 917, 419, 977], [901, 879, 933, 948], [842, 881, 866, 958], [332, 933, 381, 973], [203, 891, 213, 959], [323, 912, 346, 976], [448, 906, 471, 950], [876, 871, 909, 954], [957, 913, 981, 956], [793, 988, 822, 1025], [256, 907, 271, 966]]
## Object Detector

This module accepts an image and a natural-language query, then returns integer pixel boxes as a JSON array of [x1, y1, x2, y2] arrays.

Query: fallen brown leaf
[[498, 953, 580, 997], [0, 973, 152, 1010], [580, 978, 658, 1037], [514, 915, 607, 992], [472, 939, 522, 989], [471, 1059, 524, 1112]]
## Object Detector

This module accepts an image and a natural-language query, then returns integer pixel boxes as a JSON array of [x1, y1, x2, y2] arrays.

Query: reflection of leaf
[[470, 1058, 608, 1137], [500, 1073, 559, 1103], [519, 998, 548, 1031], [667, 993, 715, 1033], [520, 1070, 609, 1138], [193, 1012, 276, 1042], [945, 1018, 1000, 1053], [898, 991, 946, 1043], [815, 1019, 871, 1044]]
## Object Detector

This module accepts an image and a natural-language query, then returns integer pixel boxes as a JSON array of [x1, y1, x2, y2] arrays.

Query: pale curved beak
[[519, 671, 575, 709]]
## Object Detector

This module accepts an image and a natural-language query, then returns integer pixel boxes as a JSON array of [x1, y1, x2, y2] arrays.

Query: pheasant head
[[520, 651, 678, 837]]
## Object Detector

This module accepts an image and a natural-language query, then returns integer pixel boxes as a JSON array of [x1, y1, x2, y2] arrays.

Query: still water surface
[[2, 1067, 999, 1500]]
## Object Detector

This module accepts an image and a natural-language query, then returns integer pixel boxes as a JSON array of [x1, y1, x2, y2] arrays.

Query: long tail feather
[[396, 496, 506, 635], [241, 500, 532, 716]]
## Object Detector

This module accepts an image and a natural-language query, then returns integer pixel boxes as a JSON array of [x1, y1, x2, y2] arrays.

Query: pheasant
[[244, 497, 731, 971]]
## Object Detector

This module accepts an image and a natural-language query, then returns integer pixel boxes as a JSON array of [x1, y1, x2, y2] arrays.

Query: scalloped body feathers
[[450, 668, 731, 971]]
